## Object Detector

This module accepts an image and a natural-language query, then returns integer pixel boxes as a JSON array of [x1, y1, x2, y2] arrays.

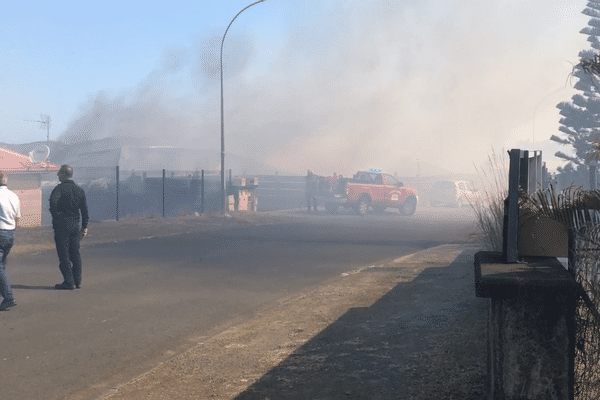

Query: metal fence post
[[519, 150, 529, 194], [532, 150, 543, 193], [116, 165, 120, 222], [503, 149, 521, 263], [228, 169, 232, 193], [542, 162, 548, 190], [162, 169, 166, 218], [201, 169, 205, 215]]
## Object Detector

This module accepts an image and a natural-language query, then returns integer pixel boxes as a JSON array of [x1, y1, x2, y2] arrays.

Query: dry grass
[[471, 148, 600, 251], [519, 185, 600, 230], [471, 149, 508, 251]]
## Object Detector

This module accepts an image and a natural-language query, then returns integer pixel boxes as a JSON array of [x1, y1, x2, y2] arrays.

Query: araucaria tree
[[552, 1, 600, 169]]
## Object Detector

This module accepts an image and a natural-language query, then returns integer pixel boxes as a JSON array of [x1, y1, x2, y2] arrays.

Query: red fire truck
[[307, 169, 418, 216]]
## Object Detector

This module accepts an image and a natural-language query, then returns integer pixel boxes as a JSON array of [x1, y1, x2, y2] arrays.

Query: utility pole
[[24, 114, 51, 145]]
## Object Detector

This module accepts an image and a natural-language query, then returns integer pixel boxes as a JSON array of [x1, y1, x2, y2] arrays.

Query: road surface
[[0, 206, 477, 400]]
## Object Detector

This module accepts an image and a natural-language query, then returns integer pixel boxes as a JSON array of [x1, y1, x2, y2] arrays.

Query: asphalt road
[[0, 206, 477, 400]]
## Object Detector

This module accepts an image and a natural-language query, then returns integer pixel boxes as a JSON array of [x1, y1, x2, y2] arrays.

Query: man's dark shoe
[[0, 299, 16, 311], [75, 284, 81, 289], [55, 282, 75, 290]]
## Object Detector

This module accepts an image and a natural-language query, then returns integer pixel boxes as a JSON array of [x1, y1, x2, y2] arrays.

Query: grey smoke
[[59, 0, 583, 175]]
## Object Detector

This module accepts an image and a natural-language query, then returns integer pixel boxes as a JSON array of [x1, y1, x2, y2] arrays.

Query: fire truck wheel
[[355, 197, 370, 216], [399, 196, 417, 216], [372, 205, 386, 214], [325, 204, 339, 214]]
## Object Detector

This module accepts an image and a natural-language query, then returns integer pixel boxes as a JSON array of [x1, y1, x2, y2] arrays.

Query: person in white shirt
[[0, 171, 20, 311]]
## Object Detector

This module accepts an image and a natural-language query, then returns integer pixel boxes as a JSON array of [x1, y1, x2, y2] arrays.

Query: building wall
[[8, 174, 42, 227], [14, 189, 42, 227], [8, 173, 41, 190]]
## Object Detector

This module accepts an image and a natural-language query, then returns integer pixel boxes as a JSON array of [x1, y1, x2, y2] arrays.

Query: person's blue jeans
[[0, 230, 15, 301], [53, 219, 82, 287]]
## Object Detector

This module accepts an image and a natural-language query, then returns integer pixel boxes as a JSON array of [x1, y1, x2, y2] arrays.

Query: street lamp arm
[[220, 0, 268, 57], [220, 0, 268, 215]]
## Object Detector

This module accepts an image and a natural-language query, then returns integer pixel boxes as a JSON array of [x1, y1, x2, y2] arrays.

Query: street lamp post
[[220, 0, 268, 215]]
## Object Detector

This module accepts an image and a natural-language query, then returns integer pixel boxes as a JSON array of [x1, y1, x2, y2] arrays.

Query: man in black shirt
[[49, 165, 89, 290]]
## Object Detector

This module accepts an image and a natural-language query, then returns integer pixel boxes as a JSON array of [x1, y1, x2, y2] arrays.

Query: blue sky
[[1, 1, 296, 136], [0, 0, 592, 174]]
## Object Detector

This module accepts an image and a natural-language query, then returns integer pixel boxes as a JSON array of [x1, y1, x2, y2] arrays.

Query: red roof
[[0, 146, 60, 173]]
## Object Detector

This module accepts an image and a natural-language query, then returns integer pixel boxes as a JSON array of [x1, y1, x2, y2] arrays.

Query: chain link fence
[[572, 225, 600, 399], [40, 167, 224, 225]]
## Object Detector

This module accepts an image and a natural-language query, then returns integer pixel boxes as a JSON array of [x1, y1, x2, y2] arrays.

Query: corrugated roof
[[0, 146, 60, 173]]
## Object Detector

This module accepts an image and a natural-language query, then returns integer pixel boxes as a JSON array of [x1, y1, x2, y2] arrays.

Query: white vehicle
[[429, 180, 480, 208]]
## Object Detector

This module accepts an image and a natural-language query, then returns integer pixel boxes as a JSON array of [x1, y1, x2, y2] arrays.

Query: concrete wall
[[488, 290, 574, 400]]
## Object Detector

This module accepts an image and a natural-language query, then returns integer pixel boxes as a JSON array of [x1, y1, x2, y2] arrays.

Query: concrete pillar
[[475, 251, 578, 400], [488, 288, 575, 400]]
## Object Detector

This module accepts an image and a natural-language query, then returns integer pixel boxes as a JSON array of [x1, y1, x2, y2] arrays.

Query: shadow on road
[[234, 250, 488, 400], [12, 284, 57, 290]]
